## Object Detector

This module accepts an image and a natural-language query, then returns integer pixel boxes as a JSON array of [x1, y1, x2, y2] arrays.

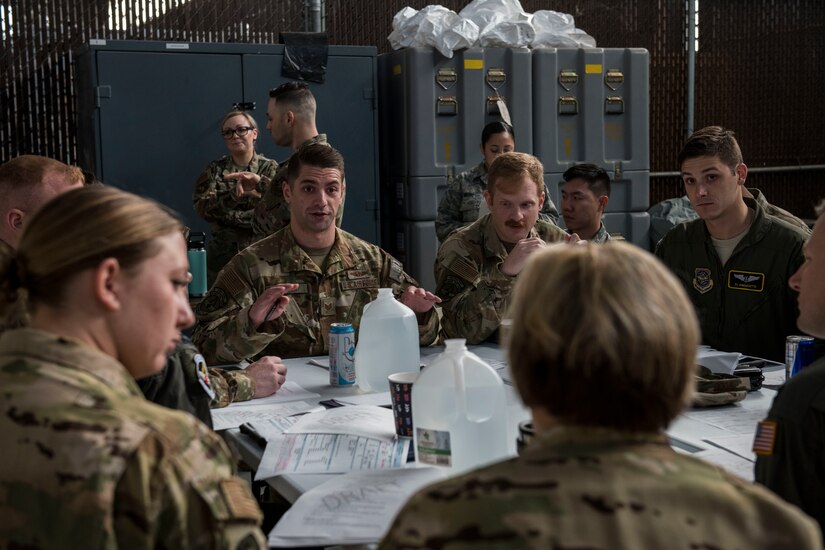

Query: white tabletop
[[221, 346, 778, 502], [222, 343, 530, 502]]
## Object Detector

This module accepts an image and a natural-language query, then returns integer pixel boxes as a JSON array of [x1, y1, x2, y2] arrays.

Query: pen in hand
[[264, 297, 283, 323]]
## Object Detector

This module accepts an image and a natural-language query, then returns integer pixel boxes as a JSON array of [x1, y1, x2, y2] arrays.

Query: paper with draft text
[[268, 468, 447, 547]]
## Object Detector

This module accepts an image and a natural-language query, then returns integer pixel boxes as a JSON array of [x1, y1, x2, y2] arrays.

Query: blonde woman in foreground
[[0, 186, 265, 548]]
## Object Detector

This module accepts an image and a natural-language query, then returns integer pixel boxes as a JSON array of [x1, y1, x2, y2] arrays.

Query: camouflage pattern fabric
[[435, 215, 566, 344], [210, 368, 256, 408], [588, 221, 613, 243], [381, 426, 822, 549], [193, 152, 279, 284], [435, 161, 560, 243], [0, 327, 266, 548], [193, 226, 439, 362], [693, 365, 749, 407], [251, 134, 344, 240], [0, 240, 28, 334]]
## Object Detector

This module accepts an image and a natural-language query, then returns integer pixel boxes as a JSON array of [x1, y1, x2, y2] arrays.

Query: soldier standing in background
[[193, 109, 278, 286], [194, 144, 439, 363], [383, 242, 821, 550], [435, 152, 567, 344], [251, 81, 344, 240]]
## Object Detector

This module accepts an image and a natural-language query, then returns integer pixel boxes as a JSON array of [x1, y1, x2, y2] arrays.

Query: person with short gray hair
[[383, 242, 821, 549]]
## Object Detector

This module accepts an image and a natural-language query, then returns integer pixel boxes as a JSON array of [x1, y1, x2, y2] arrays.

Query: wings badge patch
[[728, 270, 765, 292]]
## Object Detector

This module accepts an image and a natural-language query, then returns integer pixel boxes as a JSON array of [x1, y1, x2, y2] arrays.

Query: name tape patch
[[728, 270, 765, 292]]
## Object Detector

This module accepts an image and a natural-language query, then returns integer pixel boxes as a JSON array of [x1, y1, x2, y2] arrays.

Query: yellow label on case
[[464, 59, 484, 70], [585, 64, 603, 74]]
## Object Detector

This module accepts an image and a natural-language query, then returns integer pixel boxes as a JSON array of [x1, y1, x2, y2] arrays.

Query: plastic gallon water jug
[[354, 288, 420, 392], [412, 339, 509, 473]]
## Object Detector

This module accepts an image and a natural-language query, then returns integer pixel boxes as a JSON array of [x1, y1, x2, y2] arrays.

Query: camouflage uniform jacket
[[193, 226, 439, 361], [0, 240, 28, 334], [0, 328, 266, 548], [381, 426, 822, 550], [251, 134, 344, 239], [193, 153, 279, 283], [436, 214, 567, 344], [435, 161, 560, 243], [574, 220, 612, 243]]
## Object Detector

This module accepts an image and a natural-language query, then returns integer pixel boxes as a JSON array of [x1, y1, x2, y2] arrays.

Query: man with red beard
[[435, 152, 567, 344]]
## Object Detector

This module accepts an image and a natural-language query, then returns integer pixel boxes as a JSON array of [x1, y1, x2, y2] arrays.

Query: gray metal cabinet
[[76, 40, 380, 244]]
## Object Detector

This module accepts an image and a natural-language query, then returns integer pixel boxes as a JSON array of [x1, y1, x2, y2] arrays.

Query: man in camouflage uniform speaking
[[250, 81, 344, 240], [435, 152, 567, 344], [194, 144, 440, 363]]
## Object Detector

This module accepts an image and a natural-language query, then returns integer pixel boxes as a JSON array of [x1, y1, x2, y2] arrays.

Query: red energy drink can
[[329, 323, 356, 386]]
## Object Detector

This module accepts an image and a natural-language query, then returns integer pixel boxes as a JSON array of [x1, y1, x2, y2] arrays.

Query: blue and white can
[[329, 323, 356, 386]]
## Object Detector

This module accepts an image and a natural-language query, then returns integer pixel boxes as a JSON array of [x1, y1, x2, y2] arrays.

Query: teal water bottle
[[187, 232, 208, 298]]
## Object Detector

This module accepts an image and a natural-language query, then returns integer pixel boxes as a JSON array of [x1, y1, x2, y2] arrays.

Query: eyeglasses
[[221, 126, 254, 139]]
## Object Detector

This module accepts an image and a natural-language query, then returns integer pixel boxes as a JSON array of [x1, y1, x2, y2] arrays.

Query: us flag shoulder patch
[[753, 420, 777, 455]]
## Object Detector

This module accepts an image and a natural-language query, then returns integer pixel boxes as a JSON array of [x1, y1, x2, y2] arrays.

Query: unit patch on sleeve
[[728, 270, 765, 292], [692, 268, 714, 294]]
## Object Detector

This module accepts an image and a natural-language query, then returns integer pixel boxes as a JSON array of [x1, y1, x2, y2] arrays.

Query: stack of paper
[[268, 468, 446, 547], [255, 405, 410, 480]]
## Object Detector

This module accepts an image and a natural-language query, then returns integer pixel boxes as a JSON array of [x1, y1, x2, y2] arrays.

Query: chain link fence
[[2, 0, 824, 215]]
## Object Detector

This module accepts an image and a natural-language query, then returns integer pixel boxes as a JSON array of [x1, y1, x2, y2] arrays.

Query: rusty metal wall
[[3, 0, 824, 217]]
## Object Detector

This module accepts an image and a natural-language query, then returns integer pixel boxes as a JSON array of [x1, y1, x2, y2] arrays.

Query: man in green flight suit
[[655, 126, 809, 362]]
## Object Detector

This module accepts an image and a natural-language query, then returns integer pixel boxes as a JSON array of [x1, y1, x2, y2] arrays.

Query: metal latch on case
[[605, 69, 624, 91], [559, 70, 578, 91], [558, 96, 578, 115], [436, 68, 457, 90], [437, 96, 458, 115], [486, 68, 506, 91], [487, 95, 507, 115], [605, 96, 624, 114]]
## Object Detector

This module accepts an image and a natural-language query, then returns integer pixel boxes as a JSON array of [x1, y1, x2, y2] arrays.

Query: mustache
[[505, 220, 526, 228]]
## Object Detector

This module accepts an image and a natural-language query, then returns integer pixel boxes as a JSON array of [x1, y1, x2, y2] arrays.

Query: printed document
[[268, 468, 446, 547]]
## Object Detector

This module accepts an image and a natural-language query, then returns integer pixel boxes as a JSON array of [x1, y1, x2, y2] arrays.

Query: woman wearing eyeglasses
[[193, 110, 279, 285]]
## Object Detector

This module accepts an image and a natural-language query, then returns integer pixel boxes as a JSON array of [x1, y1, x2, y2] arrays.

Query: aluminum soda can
[[786, 335, 815, 380], [329, 323, 356, 386]]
